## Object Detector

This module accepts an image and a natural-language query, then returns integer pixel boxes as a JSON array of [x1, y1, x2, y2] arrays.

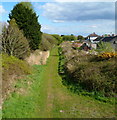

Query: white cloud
[[0, 5, 6, 14], [91, 25, 97, 28], [41, 19, 115, 36], [40, 2, 115, 22], [53, 20, 65, 23], [55, 0, 116, 2]]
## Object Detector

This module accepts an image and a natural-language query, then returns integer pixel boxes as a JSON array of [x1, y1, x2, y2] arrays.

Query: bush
[[39, 33, 57, 51], [97, 52, 117, 60], [52, 34, 62, 45], [59, 42, 117, 98], [1, 19, 30, 59], [62, 35, 77, 41], [96, 41, 115, 53]]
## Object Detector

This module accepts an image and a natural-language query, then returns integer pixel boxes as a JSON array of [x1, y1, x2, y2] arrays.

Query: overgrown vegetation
[[2, 53, 32, 100], [61, 34, 77, 41], [2, 48, 115, 118], [96, 41, 115, 53], [58, 42, 116, 104], [52, 34, 62, 45], [39, 33, 58, 51]]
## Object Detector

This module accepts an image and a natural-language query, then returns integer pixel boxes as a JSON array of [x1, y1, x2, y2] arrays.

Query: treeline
[[58, 42, 117, 104]]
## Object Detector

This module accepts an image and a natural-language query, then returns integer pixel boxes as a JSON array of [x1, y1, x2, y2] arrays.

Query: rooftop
[[88, 32, 99, 37]]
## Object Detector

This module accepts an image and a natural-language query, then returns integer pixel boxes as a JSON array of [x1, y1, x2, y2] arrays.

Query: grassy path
[[3, 47, 115, 118], [35, 47, 115, 118]]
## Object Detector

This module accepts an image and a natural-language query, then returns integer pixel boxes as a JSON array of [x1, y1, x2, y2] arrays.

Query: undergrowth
[[58, 46, 116, 104]]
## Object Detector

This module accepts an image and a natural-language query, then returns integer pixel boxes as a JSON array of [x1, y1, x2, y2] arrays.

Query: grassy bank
[[2, 65, 46, 118]]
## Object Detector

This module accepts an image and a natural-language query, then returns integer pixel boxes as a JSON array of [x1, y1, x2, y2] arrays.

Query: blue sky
[[0, 1, 116, 36]]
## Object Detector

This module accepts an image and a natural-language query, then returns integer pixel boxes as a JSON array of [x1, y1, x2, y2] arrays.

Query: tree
[[20, 2, 34, 10], [62, 35, 76, 41], [70, 34, 77, 41], [77, 35, 84, 40], [9, 2, 42, 50], [2, 18, 30, 59]]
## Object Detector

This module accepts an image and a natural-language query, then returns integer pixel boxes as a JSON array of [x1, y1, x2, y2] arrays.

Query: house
[[87, 32, 99, 43]]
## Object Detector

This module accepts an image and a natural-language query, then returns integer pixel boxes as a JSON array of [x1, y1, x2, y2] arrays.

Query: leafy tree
[[9, 2, 42, 50], [62, 35, 76, 41], [70, 34, 77, 41], [77, 35, 84, 40], [2, 19, 30, 59]]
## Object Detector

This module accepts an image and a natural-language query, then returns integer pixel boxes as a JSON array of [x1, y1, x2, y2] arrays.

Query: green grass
[[2, 53, 32, 75], [2, 65, 46, 118], [2, 47, 116, 118]]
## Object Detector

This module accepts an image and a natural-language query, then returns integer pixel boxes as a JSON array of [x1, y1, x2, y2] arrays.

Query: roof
[[93, 36, 117, 43], [102, 36, 117, 42], [88, 32, 99, 37], [93, 37, 103, 41]]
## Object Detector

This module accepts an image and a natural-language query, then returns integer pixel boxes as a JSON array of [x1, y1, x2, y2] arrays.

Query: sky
[[0, 0, 116, 36]]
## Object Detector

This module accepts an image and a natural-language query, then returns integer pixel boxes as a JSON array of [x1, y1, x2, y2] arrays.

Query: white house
[[87, 32, 99, 43]]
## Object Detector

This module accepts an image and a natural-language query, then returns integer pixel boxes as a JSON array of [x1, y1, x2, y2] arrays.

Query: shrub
[[52, 34, 62, 45], [97, 52, 117, 60], [62, 35, 77, 41], [39, 33, 57, 51], [1, 19, 30, 59], [96, 41, 115, 53], [59, 42, 117, 98]]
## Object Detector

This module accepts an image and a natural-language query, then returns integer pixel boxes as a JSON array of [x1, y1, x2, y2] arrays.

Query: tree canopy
[[9, 2, 42, 50], [62, 34, 76, 41], [77, 35, 84, 40]]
